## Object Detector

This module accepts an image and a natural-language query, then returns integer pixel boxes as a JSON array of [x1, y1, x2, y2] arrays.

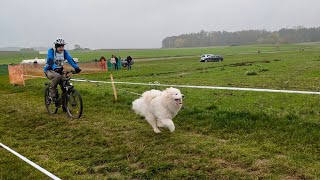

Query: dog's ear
[[165, 88, 172, 95], [163, 89, 172, 99]]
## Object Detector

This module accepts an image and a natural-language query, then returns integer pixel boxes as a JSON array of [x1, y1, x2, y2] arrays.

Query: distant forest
[[161, 27, 320, 48]]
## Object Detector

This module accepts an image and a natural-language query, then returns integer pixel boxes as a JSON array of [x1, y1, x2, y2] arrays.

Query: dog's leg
[[158, 119, 175, 132], [157, 119, 165, 128], [145, 114, 161, 133]]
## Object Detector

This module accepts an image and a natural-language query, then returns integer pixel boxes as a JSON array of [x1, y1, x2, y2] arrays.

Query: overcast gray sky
[[1, 0, 319, 49]]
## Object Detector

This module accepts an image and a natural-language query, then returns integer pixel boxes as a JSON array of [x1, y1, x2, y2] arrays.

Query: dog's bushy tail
[[132, 89, 161, 117], [132, 98, 147, 116], [141, 89, 161, 103]]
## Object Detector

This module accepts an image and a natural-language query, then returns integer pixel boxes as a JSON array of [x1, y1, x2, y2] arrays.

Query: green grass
[[1, 44, 320, 179], [1, 43, 320, 65]]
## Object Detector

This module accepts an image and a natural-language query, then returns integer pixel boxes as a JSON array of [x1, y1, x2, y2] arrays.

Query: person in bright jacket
[[44, 38, 81, 99]]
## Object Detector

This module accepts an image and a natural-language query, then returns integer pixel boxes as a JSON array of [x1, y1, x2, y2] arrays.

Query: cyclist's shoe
[[62, 106, 67, 112], [46, 97, 52, 105], [49, 87, 57, 98]]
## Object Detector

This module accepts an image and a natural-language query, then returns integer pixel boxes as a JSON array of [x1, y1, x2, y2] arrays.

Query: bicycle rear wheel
[[65, 89, 83, 118], [44, 86, 58, 114]]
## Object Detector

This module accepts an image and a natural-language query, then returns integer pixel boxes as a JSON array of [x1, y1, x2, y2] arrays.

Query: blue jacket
[[43, 48, 79, 73]]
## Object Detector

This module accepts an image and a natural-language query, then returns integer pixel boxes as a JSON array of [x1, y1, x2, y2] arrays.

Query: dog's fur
[[132, 88, 183, 133]]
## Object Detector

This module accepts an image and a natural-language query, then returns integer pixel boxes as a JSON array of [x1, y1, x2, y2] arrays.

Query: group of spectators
[[110, 55, 120, 70], [99, 55, 133, 71]]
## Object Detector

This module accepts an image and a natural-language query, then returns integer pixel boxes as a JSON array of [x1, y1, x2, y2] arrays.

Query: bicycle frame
[[61, 71, 75, 92], [45, 70, 83, 118]]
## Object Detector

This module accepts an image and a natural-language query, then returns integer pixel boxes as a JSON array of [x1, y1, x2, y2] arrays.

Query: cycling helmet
[[54, 38, 66, 45]]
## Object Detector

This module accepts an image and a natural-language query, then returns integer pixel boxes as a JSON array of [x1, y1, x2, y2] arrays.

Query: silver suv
[[200, 54, 223, 62], [200, 54, 213, 61]]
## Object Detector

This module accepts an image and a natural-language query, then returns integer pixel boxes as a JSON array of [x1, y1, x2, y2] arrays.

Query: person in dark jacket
[[126, 56, 132, 70], [115, 56, 119, 70]]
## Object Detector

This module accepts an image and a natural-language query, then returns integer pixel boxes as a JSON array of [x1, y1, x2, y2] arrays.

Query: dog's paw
[[153, 129, 161, 133], [159, 119, 175, 132], [168, 125, 175, 132]]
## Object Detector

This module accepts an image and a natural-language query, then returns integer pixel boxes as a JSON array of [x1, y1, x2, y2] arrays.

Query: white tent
[[21, 58, 46, 64], [21, 58, 79, 64]]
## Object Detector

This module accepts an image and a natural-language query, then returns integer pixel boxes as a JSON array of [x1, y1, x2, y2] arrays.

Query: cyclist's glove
[[75, 68, 81, 74]]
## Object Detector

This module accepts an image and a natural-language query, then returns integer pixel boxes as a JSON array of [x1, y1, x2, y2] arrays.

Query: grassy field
[[1, 43, 320, 65], [1, 44, 320, 179]]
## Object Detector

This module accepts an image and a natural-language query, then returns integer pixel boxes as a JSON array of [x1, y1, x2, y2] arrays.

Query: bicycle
[[44, 70, 83, 118]]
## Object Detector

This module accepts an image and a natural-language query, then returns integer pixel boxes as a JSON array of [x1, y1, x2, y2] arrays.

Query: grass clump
[[245, 70, 258, 75]]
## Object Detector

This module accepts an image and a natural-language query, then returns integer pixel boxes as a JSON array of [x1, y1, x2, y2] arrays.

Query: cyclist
[[44, 38, 81, 101]]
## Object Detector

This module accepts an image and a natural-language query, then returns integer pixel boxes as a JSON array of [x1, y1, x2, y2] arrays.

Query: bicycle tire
[[44, 86, 58, 114]]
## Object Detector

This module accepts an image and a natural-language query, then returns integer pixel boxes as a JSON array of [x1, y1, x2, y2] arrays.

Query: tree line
[[161, 27, 320, 48]]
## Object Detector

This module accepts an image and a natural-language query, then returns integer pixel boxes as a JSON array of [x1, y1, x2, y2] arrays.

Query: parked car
[[200, 54, 223, 62], [121, 59, 134, 67], [200, 54, 214, 61]]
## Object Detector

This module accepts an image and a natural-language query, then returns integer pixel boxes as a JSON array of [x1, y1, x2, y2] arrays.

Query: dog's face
[[165, 87, 184, 105]]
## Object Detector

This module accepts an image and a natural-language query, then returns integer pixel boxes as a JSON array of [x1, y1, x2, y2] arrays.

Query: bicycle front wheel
[[65, 89, 83, 119]]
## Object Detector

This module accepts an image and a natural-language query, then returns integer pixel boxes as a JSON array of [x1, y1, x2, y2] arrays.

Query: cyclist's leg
[[46, 70, 62, 98], [59, 83, 67, 112]]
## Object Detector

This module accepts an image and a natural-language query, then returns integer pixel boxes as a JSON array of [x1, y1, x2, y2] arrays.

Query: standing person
[[126, 56, 132, 70], [43, 38, 81, 103], [110, 55, 116, 70], [115, 55, 119, 70], [100, 56, 107, 71], [118, 56, 122, 69]]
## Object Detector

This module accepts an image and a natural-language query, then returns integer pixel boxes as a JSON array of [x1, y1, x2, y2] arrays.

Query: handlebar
[[54, 69, 80, 75], [65, 70, 76, 75], [61, 70, 77, 81]]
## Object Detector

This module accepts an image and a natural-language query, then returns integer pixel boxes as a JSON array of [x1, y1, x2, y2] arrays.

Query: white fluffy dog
[[132, 87, 184, 133]]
